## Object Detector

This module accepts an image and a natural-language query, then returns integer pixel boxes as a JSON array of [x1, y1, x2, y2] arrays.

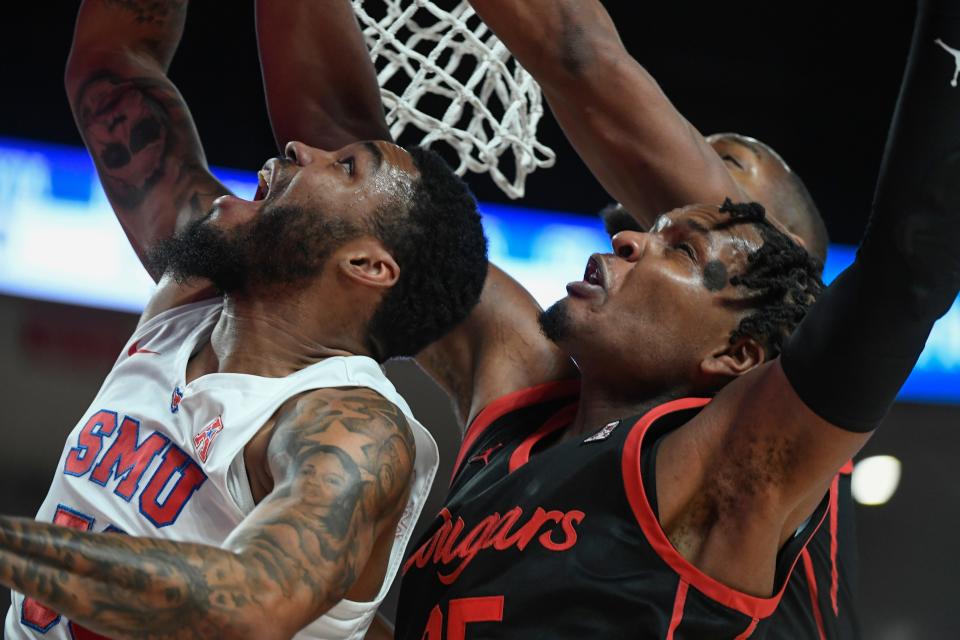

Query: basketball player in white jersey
[[1, 1, 487, 639]]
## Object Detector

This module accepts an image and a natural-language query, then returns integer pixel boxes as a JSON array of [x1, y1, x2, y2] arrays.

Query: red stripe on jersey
[[839, 460, 854, 475], [801, 548, 828, 640], [507, 403, 578, 472], [829, 474, 840, 616], [451, 379, 580, 484], [734, 618, 759, 639], [665, 580, 688, 640], [621, 396, 829, 620]]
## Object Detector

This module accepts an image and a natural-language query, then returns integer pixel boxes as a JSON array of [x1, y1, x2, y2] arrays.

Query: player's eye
[[673, 242, 698, 262], [338, 156, 355, 175], [721, 154, 744, 170]]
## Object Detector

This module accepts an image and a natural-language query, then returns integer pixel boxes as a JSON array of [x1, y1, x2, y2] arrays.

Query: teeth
[[256, 170, 269, 200], [584, 259, 601, 285]]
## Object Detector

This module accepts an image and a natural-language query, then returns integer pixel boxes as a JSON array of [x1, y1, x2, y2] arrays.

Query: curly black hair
[[599, 202, 644, 235], [718, 199, 824, 359], [365, 146, 488, 361]]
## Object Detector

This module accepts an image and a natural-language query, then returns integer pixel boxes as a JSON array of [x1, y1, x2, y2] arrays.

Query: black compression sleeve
[[781, 0, 960, 432]]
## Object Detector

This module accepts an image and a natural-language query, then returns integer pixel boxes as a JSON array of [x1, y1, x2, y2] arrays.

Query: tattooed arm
[[66, 0, 224, 317], [0, 387, 413, 640]]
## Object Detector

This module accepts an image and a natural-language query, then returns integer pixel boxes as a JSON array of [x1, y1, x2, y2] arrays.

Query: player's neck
[[565, 377, 676, 440], [186, 295, 364, 382]]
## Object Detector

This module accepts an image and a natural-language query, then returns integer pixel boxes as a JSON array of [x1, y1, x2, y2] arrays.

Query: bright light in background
[[852, 455, 902, 506], [1, 136, 959, 402]]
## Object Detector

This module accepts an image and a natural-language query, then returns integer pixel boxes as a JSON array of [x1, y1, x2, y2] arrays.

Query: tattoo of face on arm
[[225, 387, 416, 614]]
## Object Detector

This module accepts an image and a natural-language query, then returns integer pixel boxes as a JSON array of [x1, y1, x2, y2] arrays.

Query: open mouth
[[583, 255, 605, 289], [566, 255, 608, 301], [254, 168, 271, 201]]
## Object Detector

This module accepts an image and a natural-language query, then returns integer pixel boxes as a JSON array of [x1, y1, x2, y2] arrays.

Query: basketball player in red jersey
[[389, 0, 957, 630], [0, 1, 488, 639], [461, 2, 854, 635], [364, 0, 949, 636]]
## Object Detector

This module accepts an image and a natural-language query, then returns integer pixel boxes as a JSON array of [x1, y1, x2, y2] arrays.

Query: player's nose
[[284, 140, 319, 166], [611, 230, 648, 262]]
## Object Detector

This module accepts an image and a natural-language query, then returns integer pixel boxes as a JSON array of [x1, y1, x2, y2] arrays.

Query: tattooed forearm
[[0, 389, 413, 638], [68, 67, 228, 279], [103, 0, 188, 26], [0, 516, 274, 639], [73, 70, 218, 212], [68, 0, 230, 269]]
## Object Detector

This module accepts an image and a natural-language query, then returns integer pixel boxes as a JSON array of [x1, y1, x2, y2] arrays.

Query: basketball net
[[351, 0, 556, 199]]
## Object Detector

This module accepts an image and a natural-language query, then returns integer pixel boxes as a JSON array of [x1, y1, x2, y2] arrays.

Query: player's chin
[[539, 299, 578, 344], [206, 194, 263, 229]]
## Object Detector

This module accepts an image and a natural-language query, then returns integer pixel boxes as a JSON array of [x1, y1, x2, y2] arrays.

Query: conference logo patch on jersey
[[170, 387, 184, 414], [127, 339, 160, 357], [193, 416, 224, 463], [583, 420, 620, 443]]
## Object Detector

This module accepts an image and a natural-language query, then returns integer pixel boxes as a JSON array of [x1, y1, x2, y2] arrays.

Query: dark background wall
[[0, 1, 957, 638], [0, 1, 919, 244]]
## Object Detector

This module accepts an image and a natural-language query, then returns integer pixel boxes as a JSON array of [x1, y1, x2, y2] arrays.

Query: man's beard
[[538, 299, 572, 344], [148, 202, 361, 294]]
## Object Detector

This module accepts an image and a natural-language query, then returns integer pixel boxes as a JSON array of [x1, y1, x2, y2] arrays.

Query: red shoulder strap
[[451, 379, 580, 485]]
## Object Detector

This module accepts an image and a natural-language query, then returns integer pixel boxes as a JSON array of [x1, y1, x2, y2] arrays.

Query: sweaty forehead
[[655, 207, 763, 262], [365, 142, 419, 202], [379, 142, 419, 177]]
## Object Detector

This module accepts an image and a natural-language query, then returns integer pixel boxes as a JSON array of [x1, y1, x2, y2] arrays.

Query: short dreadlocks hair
[[366, 146, 488, 361], [718, 199, 824, 359]]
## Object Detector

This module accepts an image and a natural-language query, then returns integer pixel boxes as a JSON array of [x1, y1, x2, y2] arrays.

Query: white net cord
[[351, 0, 556, 199]]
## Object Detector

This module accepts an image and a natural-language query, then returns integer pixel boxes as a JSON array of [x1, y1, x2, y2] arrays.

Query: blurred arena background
[[0, 1, 957, 637]]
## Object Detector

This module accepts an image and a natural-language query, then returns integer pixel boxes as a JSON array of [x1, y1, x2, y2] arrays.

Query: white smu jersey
[[5, 299, 439, 640]]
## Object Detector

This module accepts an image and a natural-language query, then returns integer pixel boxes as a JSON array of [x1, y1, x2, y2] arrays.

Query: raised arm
[[66, 0, 228, 281], [415, 264, 577, 426], [256, 0, 576, 429], [255, 0, 392, 150], [657, 0, 960, 595], [0, 387, 413, 640], [467, 0, 745, 227]]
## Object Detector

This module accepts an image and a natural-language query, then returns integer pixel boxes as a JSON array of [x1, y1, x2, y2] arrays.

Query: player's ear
[[338, 237, 399, 290], [700, 336, 766, 380]]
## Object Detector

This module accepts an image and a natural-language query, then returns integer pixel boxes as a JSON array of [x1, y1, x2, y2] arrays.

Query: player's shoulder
[[266, 386, 417, 514], [269, 386, 415, 457]]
